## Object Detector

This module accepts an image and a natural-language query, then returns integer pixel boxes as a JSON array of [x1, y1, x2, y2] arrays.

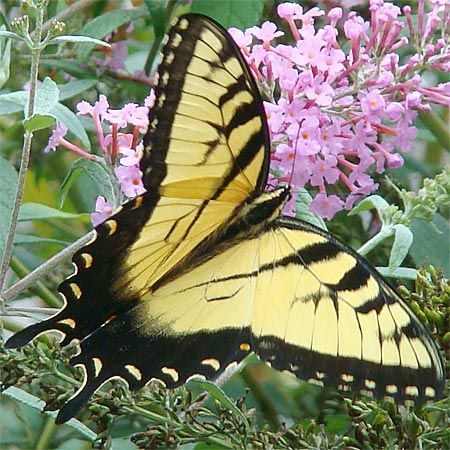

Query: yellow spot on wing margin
[[186, 374, 206, 382], [386, 384, 398, 394], [80, 253, 93, 268], [125, 365, 142, 381], [201, 358, 221, 371], [239, 342, 251, 351], [161, 367, 179, 382], [425, 386, 435, 398], [365, 379, 376, 389], [58, 318, 76, 329], [178, 18, 189, 30], [405, 385, 419, 397], [69, 283, 82, 300], [93, 358, 103, 377], [104, 220, 117, 235], [341, 374, 354, 382]]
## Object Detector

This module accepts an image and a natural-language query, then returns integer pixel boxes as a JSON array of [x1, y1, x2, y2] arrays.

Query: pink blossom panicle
[[230, 0, 450, 219]]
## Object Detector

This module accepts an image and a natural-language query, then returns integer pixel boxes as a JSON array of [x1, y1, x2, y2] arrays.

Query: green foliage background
[[0, 1, 448, 449]]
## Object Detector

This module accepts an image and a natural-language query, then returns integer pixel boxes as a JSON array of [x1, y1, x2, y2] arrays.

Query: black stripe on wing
[[4, 192, 157, 349], [253, 217, 444, 404], [141, 13, 270, 197], [55, 318, 251, 423]]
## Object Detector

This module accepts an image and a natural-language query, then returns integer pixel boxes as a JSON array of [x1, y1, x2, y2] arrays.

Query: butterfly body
[[5, 14, 444, 424]]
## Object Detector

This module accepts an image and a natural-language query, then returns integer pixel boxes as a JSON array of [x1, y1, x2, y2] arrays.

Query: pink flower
[[144, 90, 156, 108], [310, 193, 345, 219], [91, 196, 113, 226], [310, 155, 340, 186], [77, 94, 109, 117], [127, 105, 149, 131], [264, 101, 285, 134], [95, 41, 128, 71], [361, 89, 386, 116], [44, 122, 68, 152], [105, 133, 133, 149], [328, 7, 342, 26], [277, 2, 303, 20], [250, 21, 284, 49], [119, 143, 143, 166], [229, 27, 252, 49], [279, 68, 299, 92], [315, 47, 346, 76], [304, 76, 334, 106], [344, 16, 365, 41], [295, 34, 326, 67], [299, 7, 325, 26], [115, 165, 146, 198]]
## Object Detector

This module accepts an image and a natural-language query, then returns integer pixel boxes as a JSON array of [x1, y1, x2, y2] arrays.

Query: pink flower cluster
[[229, 0, 450, 218], [45, 92, 155, 225]]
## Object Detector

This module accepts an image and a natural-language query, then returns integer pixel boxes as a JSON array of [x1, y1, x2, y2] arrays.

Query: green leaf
[[52, 103, 91, 150], [0, 79, 96, 116], [50, 35, 111, 46], [22, 113, 55, 132], [0, 90, 27, 115], [295, 189, 327, 231], [58, 158, 117, 208], [325, 413, 352, 434], [18, 203, 85, 221], [144, 0, 168, 39], [1, 387, 97, 441], [58, 79, 98, 101], [0, 26, 12, 89], [0, 77, 59, 120], [0, 30, 27, 42], [186, 379, 249, 428], [388, 224, 414, 273], [77, 8, 148, 61], [349, 195, 389, 216], [410, 214, 450, 277], [14, 234, 71, 246], [0, 155, 18, 258], [190, 0, 265, 28], [33, 77, 60, 116], [376, 267, 418, 280]]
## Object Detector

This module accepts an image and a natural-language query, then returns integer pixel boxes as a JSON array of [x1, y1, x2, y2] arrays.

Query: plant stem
[[1, 232, 95, 304], [36, 417, 56, 450], [10, 255, 62, 308], [419, 110, 450, 151], [0, 6, 45, 292], [357, 225, 395, 256], [4, 306, 58, 316]]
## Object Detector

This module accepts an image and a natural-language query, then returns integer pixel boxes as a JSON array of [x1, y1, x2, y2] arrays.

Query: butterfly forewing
[[5, 14, 269, 352], [141, 14, 270, 201]]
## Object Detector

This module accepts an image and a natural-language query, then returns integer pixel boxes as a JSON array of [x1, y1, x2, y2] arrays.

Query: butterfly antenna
[[287, 122, 301, 193]]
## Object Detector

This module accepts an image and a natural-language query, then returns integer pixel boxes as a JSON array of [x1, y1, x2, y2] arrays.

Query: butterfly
[[5, 13, 444, 424]]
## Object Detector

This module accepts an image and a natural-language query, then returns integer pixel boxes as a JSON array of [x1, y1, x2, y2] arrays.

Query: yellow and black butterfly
[[5, 14, 444, 424]]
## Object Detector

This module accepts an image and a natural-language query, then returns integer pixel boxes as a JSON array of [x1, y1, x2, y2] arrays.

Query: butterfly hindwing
[[253, 218, 444, 403], [53, 191, 443, 423]]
